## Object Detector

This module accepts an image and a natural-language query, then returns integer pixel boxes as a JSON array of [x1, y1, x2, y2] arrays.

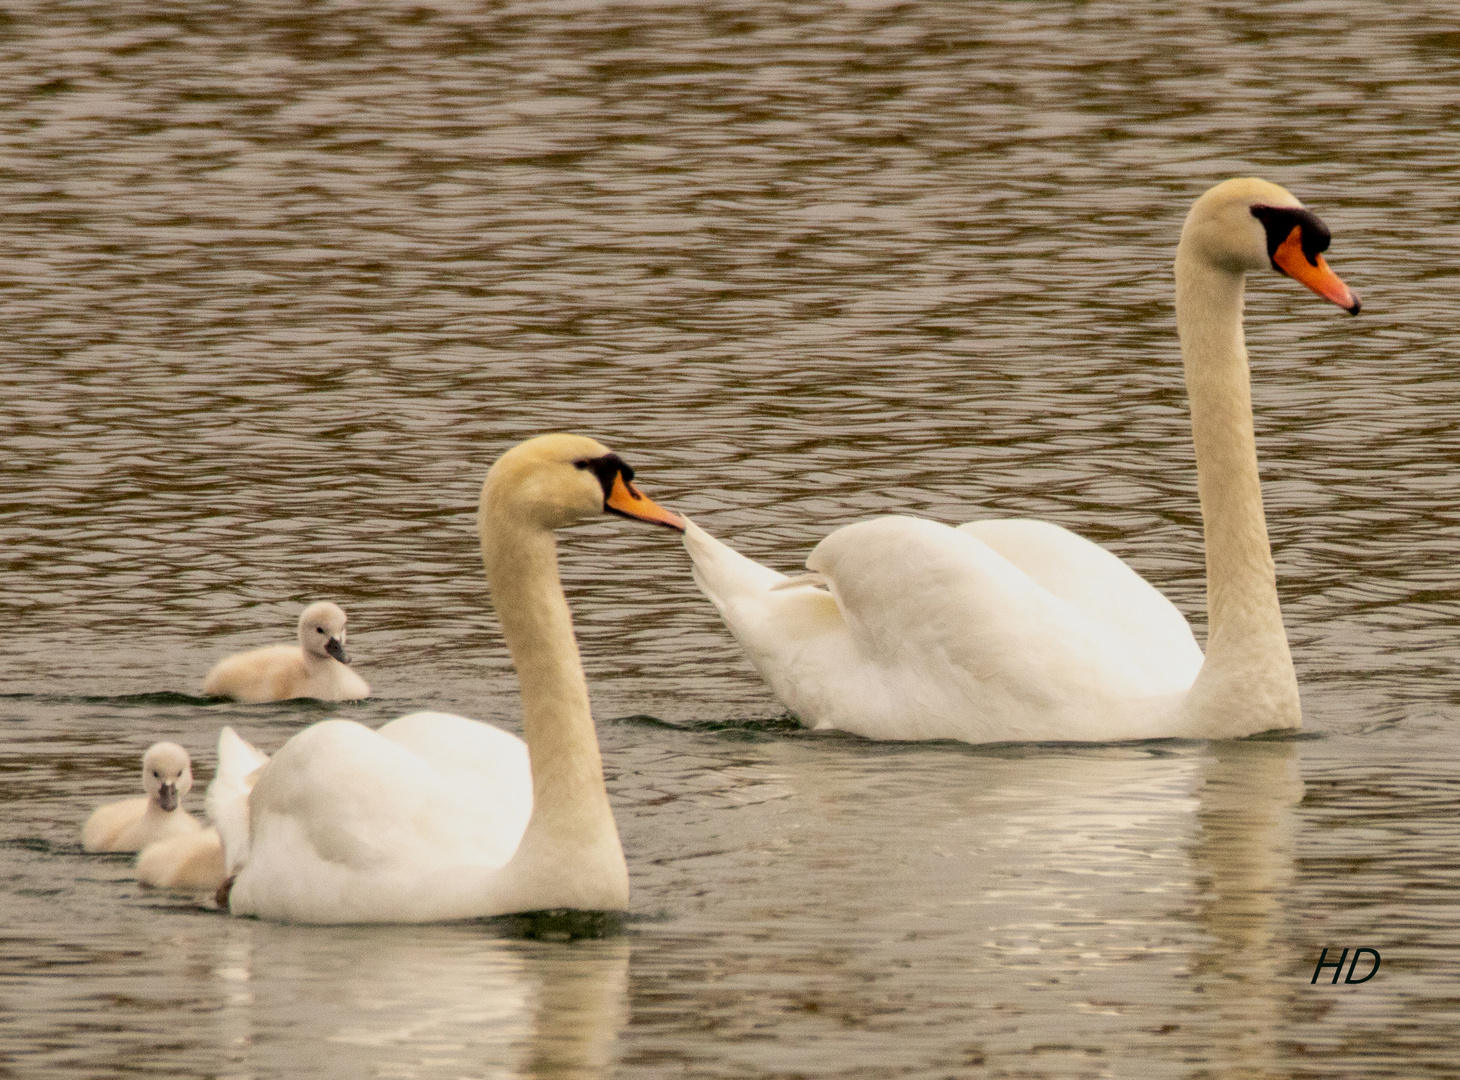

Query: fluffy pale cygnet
[[81, 742, 203, 853], [138, 729, 268, 894], [203, 601, 370, 703], [137, 828, 226, 894]]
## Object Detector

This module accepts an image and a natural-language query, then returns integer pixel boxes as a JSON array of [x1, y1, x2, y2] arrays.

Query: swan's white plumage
[[203, 601, 369, 703], [687, 517, 1195, 742], [687, 178, 1358, 744], [225, 713, 532, 923], [81, 742, 202, 852], [955, 518, 1203, 691], [213, 434, 681, 924], [207, 726, 270, 877]]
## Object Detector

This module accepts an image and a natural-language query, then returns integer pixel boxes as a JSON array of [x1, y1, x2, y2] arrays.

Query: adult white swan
[[211, 434, 685, 923], [684, 178, 1360, 744]]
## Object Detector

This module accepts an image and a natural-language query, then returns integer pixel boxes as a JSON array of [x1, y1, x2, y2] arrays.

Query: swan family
[[83, 178, 1360, 923], [211, 435, 684, 922]]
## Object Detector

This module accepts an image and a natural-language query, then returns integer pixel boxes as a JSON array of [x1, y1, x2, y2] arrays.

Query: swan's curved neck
[[479, 501, 627, 909], [1175, 250, 1300, 734]]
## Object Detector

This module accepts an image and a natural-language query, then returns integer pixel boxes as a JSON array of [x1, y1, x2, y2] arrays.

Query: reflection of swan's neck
[[480, 505, 627, 909], [1176, 251, 1300, 734]]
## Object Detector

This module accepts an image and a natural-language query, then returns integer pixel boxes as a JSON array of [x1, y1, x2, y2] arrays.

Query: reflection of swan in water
[[1187, 739, 1302, 1073], [210, 925, 629, 1078], [1192, 740, 1302, 955], [612, 734, 1303, 1070]]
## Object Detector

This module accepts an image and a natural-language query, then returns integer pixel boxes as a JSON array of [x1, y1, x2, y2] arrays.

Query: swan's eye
[[576, 454, 630, 503], [1250, 204, 1331, 267]]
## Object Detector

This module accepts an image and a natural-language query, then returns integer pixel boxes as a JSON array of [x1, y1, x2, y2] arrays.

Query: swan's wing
[[686, 515, 1198, 741], [805, 516, 1186, 739], [958, 518, 1203, 686], [376, 711, 533, 861], [208, 726, 269, 875], [233, 718, 531, 922]]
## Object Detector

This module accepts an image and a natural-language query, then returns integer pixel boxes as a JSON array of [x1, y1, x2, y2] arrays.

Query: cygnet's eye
[[317, 627, 325, 633]]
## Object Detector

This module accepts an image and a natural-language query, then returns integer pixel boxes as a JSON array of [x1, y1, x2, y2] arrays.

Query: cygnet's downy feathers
[[136, 827, 227, 893], [82, 741, 203, 853], [203, 601, 370, 703]]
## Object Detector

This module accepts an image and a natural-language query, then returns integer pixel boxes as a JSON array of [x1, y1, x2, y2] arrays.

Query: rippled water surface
[[4, 1, 1460, 1076]]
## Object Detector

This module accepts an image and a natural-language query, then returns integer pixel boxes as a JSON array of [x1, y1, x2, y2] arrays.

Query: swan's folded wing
[[958, 518, 1202, 690], [804, 516, 1188, 740], [233, 719, 535, 922], [376, 711, 532, 865]]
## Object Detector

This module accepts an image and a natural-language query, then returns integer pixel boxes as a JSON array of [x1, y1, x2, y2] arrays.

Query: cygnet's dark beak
[[157, 783, 179, 812], [325, 637, 350, 665]]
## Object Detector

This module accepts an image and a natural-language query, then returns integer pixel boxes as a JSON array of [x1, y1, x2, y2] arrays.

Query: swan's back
[[376, 711, 533, 862], [802, 516, 1191, 741], [203, 645, 308, 702], [232, 716, 533, 923], [959, 518, 1203, 690], [81, 797, 149, 852], [203, 646, 369, 703]]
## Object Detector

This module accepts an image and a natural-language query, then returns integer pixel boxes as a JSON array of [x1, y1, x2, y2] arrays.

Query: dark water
[[4, 1, 1460, 1076]]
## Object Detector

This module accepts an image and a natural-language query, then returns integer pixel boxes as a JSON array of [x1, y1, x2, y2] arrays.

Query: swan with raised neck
[[681, 178, 1359, 743], [475, 434, 686, 912], [212, 434, 684, 923], [1174, 178, 1356, 735]]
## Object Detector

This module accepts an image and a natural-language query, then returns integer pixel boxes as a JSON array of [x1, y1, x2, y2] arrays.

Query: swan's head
[[482, 433, 686, 534], [1181, 177, 1360, 315], [298, 601, 351, 664], [141, 741, 193, 813]]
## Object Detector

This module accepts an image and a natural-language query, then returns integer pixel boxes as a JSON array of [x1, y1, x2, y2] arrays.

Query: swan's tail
[[207, 726, 269, 877], [682, 519, 787, 611], [682, 520, 846, 711]]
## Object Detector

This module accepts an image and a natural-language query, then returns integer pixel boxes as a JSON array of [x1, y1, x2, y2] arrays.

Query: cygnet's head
[[480, 433, 686, 534], [298, 601, 351, 664], [1180, 177, 1360, 314], [141, 741, 193, 813]]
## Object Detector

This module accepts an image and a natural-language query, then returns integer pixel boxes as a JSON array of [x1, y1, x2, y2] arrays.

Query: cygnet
[[81, 742, 203, 852], [203, 601, 370, 703], [140, 728, 269, 895], [137, 828, 225, 894]]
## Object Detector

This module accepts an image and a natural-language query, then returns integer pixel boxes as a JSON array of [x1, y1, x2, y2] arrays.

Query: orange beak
[[1272, 226, 1361, 315], [605, 472, 686, 532]]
